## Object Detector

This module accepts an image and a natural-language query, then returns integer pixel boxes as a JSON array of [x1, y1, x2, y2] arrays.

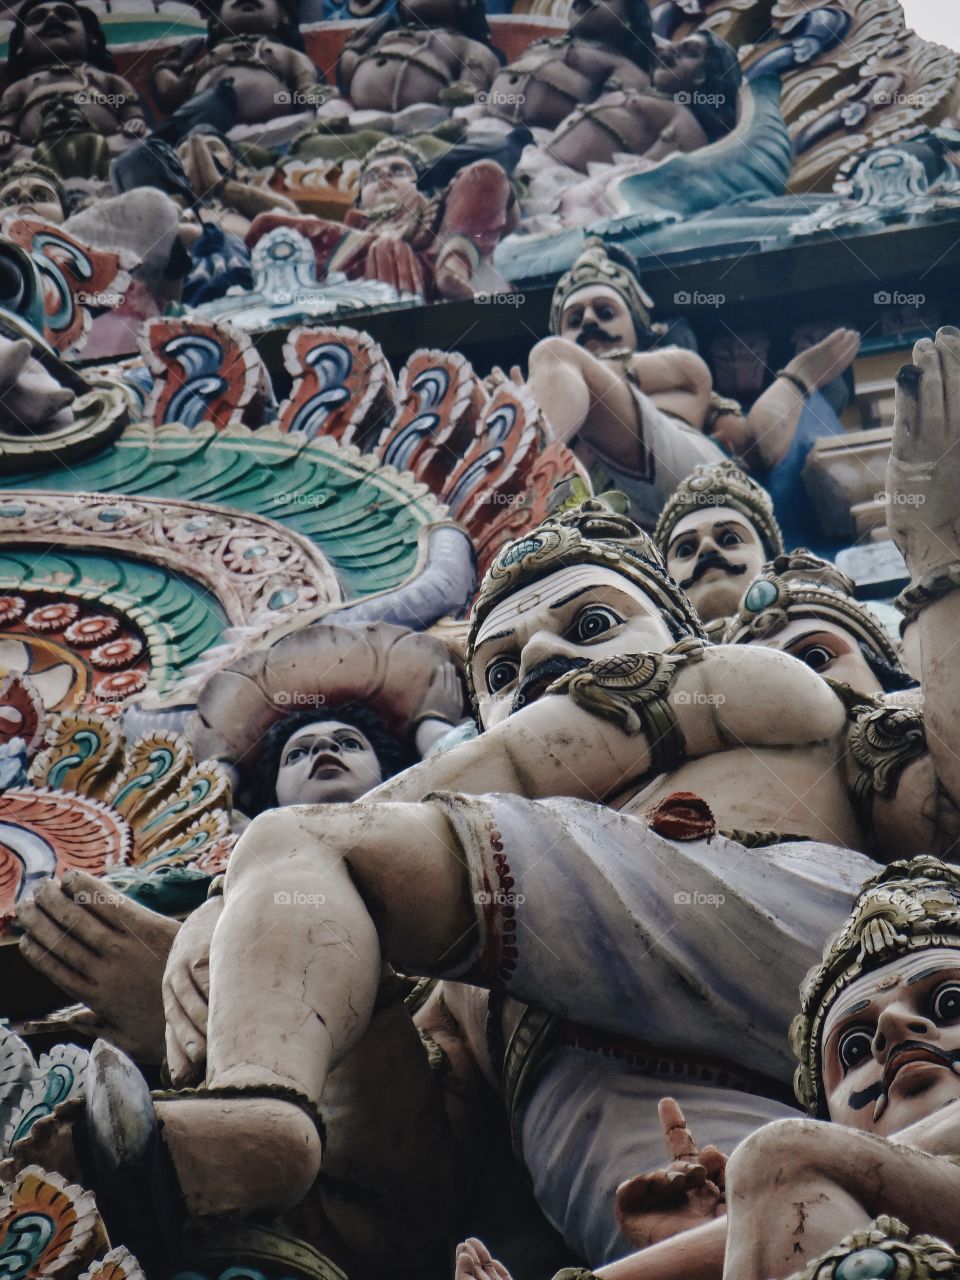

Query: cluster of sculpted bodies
[[12, 322, 960, 1280]]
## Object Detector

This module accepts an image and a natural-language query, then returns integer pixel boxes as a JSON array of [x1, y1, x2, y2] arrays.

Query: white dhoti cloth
[[432, 793, 877, 1263], [586, 392, 726, 528]]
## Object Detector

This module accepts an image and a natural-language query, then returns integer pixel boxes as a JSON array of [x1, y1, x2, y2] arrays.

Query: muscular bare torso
[[486, 38, 650, 130], [342, 29, 498, 111], [547, 87, 708, 171], [0, 65, 142, 141]]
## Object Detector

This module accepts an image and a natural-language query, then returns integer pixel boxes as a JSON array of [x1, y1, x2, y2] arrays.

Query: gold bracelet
[[896, 560, 960, 623]]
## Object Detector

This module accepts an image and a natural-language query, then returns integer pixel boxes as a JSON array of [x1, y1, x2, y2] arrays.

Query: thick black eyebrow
[[908, 964, 960, 985], [474, 628, 515, 650], [830, 995, 872, 1025], [549, 586, 597, 610]]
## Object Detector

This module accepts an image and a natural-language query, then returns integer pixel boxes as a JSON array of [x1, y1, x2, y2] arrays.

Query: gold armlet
[[545, 638, 708, 775]]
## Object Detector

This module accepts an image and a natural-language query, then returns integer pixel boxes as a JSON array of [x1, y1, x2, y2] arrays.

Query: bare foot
[[786, 328, 860, 393], [454, 1238, 514, 1280]]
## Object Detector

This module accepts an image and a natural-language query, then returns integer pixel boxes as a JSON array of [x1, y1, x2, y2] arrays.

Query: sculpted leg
[[722, 1118, 960, 1280], [156, 802, 473, 1217]]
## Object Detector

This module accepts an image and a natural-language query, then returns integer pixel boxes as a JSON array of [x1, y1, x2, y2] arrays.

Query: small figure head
[[6, 0, 115, 79], [0, 162, 68, 224], [653, 462, 783, 625], [550, 239, 653, 355], [793, 858, 960, 1137], [357, 139, 424, 215], [207, 0, 306, 52], [568, 0, 655, 72], [723, 550, 911, 696], [653, 30, 742, 140], [257, 703, 413, 809]]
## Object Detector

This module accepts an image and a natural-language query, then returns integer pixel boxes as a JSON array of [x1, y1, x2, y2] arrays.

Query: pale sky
[[900, 0, 960, 47]]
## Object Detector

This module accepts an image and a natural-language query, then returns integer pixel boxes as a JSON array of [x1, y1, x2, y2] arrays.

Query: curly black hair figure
[[204, 0, 306, 53], [6, 0, 115, 81], [690, 30, 743, 141], [251, 702, 416, 813]]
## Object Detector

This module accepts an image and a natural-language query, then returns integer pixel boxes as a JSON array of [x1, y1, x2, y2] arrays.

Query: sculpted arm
[[369, 645, 847, 805]]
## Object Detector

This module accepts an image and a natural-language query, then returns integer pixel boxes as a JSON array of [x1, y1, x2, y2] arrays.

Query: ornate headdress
[[549, 238, 654, 337], [653, 460, 784, 562], [791, 857, 960, 1115], [465, 498, 707, 700], [722, 549, 901, 670]]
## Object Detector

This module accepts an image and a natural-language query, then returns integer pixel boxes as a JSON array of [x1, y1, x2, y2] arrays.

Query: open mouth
[[310, 755, 346, 779], [882, 1041, 953, 1092]]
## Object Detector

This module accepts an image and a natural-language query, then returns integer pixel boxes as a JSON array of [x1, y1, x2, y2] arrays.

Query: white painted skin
[[274, 719, 384, 806], [665, 505, 766, 625], [470, 563, 675, 729]]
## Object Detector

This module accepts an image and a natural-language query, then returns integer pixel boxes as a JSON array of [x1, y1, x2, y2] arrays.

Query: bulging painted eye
[[932, 982, 960, 1023], [797, 643, 835, 673], [838, 1026, 873, 1073], [485, 657, 519, 694], [572, 605, 623, 643]]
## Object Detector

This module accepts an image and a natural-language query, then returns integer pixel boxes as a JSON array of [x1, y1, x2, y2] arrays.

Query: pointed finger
[[659, 1097, 697, 1160], [915, 337, 946, 454]]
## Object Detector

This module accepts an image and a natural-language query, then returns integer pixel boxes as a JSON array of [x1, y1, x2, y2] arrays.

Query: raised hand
[[454, 1238, 513, 1280], [886, 326, 960, 575], [614, 1098, 726, 1249]]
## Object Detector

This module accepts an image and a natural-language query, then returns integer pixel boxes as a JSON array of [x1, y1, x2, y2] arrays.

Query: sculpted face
[[21, 1, 88, 66], [749, 616, 883, 696], [275, 719, 383, 806], [471, 563, 674, 730], [0, 174, 63, 224], [652, 33, 708, 94], [218, 0, 283, 36], [358, 154, 420, 215], [822, 948, 960, 1137], [560, 285, 639, 356], [665, 505, 764, 623]]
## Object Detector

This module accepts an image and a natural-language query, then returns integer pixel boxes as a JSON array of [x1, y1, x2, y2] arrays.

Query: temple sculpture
[[0, 0, 959, 1276]]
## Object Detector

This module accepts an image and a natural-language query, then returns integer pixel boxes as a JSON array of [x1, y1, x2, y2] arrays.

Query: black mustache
[[847, 1039, 960, 1112], [680, 551, 747, 590], [576, 324, 618, 347], [512, 656, 589, 714]]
